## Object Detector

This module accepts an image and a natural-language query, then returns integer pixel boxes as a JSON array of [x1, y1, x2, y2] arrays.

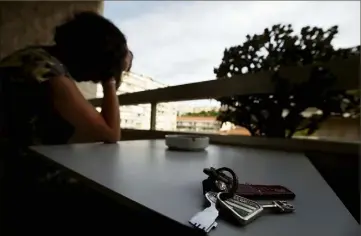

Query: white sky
[[106, 1, 360, 106]]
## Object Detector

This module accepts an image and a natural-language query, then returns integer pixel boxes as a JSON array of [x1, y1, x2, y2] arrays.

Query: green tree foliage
[[214, 24, 360, 138], [182, 110, 219, 117]]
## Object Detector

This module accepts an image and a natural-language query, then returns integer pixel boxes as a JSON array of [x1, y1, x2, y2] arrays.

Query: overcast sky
[[104, 1, 360, 87]]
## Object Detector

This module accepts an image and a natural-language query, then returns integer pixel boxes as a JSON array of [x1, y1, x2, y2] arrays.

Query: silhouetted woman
[[0, 11, 133, 147], [0, 12, 133, 233]]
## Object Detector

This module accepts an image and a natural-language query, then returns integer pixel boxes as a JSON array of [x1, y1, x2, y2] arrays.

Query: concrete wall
[[0, 1, 103, 99]]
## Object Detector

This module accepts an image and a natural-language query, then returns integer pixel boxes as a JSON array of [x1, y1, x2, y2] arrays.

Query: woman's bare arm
[[50, 75, 120, 143], [100, 80, 121, 142]]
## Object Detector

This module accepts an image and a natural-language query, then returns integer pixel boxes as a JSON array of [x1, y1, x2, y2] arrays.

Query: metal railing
[[88, 56, 360, 154]]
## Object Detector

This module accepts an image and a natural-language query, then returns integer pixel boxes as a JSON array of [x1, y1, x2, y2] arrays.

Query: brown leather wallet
[[236, 183, 296, 200]]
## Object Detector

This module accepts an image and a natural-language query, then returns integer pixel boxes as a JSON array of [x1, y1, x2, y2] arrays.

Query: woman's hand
[[113, 50, 133, 90], [115, 76, 122, 91]]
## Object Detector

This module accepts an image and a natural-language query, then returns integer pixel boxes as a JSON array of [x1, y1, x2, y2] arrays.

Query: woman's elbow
[[104, 138, 119, 143], [104, 130, 121, 143]]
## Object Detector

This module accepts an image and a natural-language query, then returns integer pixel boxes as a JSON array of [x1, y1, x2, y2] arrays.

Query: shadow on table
[[306, 151, 359, 223], [4, 177, 203, 235], [164, 148, 209, 159], [0, 149, 203, 236]]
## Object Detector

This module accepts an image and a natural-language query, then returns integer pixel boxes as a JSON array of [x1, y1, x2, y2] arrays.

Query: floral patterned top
[[0, 46, 75, 147]]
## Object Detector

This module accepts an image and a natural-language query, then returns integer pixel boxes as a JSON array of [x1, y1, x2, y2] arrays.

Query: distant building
[[176, 116, 221, 133], [96, 72, 177, 130], [176, 115, 253, 135], [75, 82, 98, 100]]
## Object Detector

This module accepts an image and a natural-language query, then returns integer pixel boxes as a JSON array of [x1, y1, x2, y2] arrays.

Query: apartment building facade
[[176, 116, 222, 133], [95, 72, 177, 131]]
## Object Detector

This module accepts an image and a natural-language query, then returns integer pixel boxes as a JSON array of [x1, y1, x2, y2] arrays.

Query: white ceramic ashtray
[[165, 135, 209, 151]]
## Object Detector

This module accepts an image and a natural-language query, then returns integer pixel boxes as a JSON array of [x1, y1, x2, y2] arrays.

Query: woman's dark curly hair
[[54, 11, 128, 83]]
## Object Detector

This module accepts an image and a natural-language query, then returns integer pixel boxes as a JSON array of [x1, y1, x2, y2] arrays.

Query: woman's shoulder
[[0, 46, 69, 83], [0, 46, 57, 68]]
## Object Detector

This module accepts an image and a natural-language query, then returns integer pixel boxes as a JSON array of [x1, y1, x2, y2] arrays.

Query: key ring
[[203, 167, 239, 199]]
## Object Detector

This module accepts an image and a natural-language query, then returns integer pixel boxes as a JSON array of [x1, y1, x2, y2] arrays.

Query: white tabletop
[[30, 140, 359, 236]]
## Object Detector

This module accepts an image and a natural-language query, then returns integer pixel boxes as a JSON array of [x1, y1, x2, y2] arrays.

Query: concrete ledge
[[120, 129, 360, 155]]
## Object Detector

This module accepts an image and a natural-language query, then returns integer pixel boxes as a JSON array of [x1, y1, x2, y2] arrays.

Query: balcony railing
[[88, 56, 360, 155]]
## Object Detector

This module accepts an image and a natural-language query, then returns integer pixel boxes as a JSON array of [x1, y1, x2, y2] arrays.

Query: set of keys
[[189, 191, 295, 233], [189, 167, 295, 234]]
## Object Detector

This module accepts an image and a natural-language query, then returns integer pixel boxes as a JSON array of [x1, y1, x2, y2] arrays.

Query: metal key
[[217, 192, 264, 225], [189, 192, 219, 233], [262, 200, 295, 213], [217, 192, 295, 226]]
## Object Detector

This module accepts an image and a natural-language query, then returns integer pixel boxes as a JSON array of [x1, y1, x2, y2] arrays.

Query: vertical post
[[150, 102, 157, 130]]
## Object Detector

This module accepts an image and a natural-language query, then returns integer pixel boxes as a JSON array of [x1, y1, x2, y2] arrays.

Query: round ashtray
[[165, 135, 210, 151]]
